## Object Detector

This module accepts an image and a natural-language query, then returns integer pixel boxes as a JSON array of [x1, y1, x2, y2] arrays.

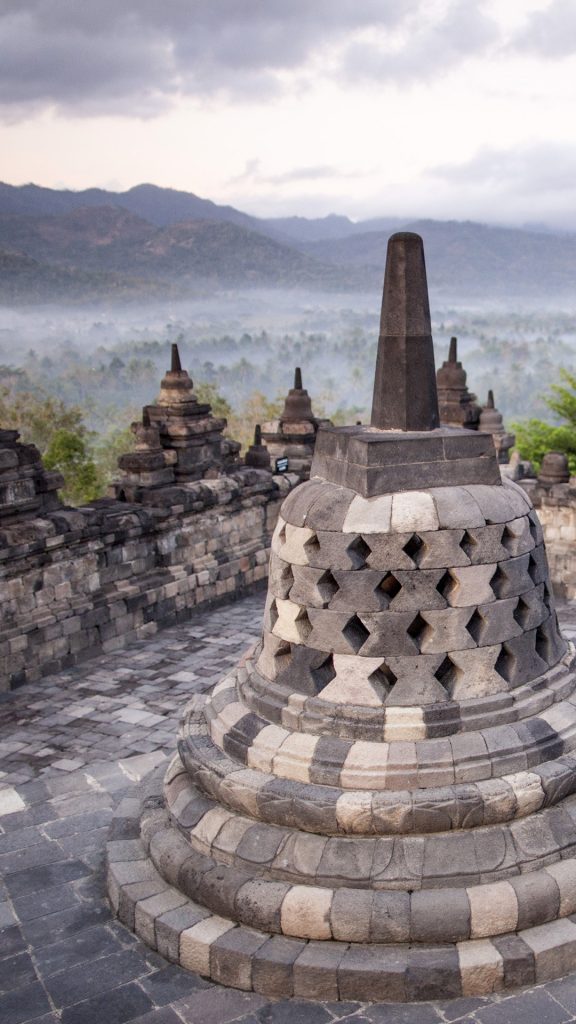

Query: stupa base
[[106, 762, 576, 1003]]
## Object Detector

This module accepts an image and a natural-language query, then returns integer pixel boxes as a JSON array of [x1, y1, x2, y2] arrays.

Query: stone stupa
[[108, 234, 576, 1003]]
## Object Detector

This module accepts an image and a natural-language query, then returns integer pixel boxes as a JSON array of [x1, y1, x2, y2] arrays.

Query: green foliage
[[44, 429, 103, 505], [546, 368, 576, 426], [512, 368, 576, 474], [0, 385, 85, 453], [194, 381, 232, 420]]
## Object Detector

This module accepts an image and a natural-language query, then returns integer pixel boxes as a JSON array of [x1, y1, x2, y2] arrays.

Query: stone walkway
[[3, 592, 576, 1024]]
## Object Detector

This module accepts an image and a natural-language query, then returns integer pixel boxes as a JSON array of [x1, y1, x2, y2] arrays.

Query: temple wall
[[0, 469, 295, 691]]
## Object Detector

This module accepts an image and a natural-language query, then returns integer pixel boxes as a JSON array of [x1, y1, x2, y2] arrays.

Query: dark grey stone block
[[234, 879, 290, 933], [511, 871, 560, 928], [411, 888, 471, 942], [492, 933, 536, 989], [338, 945, 408, 1002], [405, 946, 462, 1001], [252, 935, 306, 997], [210, 925, 267, 990]]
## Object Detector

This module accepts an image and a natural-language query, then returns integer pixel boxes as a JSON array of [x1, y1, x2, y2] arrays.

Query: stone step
[[107, 801, 576, 1002]]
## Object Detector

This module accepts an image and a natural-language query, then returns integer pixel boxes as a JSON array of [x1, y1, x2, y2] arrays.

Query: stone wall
[[520, 478, 576, 600], [0, 469, 296, 691]]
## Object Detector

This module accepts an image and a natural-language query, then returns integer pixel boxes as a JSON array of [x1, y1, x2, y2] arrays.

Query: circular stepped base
[[106, 768, 576, 1002]]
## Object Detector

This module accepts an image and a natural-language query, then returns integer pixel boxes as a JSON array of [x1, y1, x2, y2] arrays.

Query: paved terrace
[[3, 593, 576, 1024]]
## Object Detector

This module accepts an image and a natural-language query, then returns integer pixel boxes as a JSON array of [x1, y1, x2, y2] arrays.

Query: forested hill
[[1, 181, 576, 303]]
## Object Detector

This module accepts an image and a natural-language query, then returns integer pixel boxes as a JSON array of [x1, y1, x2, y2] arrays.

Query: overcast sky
[[2, 0, 576, 226]]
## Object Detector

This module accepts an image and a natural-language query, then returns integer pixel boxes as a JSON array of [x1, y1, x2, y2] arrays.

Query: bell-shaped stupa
[[108, 234, 576, 1003]]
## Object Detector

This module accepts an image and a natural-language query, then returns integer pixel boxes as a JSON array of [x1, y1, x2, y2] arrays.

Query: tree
[[512, 368, 576, 474], [44, 429, 103, 505]]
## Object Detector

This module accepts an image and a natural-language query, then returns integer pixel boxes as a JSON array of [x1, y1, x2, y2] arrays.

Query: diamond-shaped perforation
[[369, 662, 397, 698], [501, 524, 516, 554], [304, 532, 321, 559], [311, 654, 337, 693], [460, 530, 478, 562], [407, 612, 429, 652], [342, 613, 370, 653], [528, 552, 539, 585], [543, 582, 553, 612], [436, 570, 457, 604], [434, 655, 461, 693], [403, 533, 425, 566], [466, 608, 486, 644], [317, 569, 339, 605], [535, 624, 552, 665], [347, 535, 372, 569], [513, 596, 531, 630], [269, 598, 279, 630], [375, 572, 402, 609], [294, 606, 312, 642], [279, 562, 295, 599], [278, 523, 287, 544], [272, 640, 292, 675], [529, 514, 540, 544], [495, 643, 515, 683], [490, 565, 508, 600]]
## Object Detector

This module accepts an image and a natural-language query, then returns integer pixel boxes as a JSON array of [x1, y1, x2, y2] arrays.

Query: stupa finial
[[371, 232, 440, 431], [448, 336, 458, 362], [294, 366, 303, 390], [487, 389, 495, 409], [171, 343, 182, 373]]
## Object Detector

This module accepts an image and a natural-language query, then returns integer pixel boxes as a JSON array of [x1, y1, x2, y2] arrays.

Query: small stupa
[[109, 235, 576, 1002], [261, 367, 328, 478], [113, 344, 240, 499], [436, 336, 481, 429], [479, 390, 515, 465]]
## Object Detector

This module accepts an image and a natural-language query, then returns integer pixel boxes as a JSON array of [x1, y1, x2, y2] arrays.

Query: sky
[[2, 0, 576, 226]]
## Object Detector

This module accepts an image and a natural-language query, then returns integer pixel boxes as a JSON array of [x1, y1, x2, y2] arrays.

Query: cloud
[[431, 142, 576, 197], [230, 161, 357, 186], [513, 0, 576, 59], [342, 0, 499, 84], [0, 1, 412, 118], [0, 0, 501, 120]]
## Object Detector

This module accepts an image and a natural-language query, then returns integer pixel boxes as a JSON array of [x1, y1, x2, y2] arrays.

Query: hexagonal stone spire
[[371, 232, 440, 431]]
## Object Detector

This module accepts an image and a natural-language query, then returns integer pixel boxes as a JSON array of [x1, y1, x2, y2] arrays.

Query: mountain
[[2, 181, 576, 303], [0, 205, 360, 302], [0, 181, 278, 237], [301, 219, 576, 296]]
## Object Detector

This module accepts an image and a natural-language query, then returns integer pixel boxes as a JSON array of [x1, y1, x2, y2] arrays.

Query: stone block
[[338, 945, 407, 1002], [234, 879, 290, 932], [317, 835, 375, 886], [280, 480, 328, 528], [280, 884, 332, 939], [468, 880, 518, 938], [523, 917, 576, 982], [406, 946, 462, 1001], [411, 888, 471, 942], [293, 940, 349, 1000], [414, 606, 476, 654], [330, 887, 372, 941], [457, 938, 504, 995], [391, 491, 439, 532], [180, 914, 235, 975], [430, 486, 486, 529], [370, 890, 410, 942], [492, 933, 536, 988], [156, 904, 209, 962], [252, 934, 306, 997], [464, 484, 520, 524], [511, 870, 560, 929], [134, 887, 188, 949], [342, 493, 392, 533], [210, 924, 268, 990], [306, 484, 356, 532], [461, 524, 509, 564]]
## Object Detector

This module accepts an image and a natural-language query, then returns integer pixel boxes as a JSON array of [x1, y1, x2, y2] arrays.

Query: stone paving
[[3, 592, 576, 1023]]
